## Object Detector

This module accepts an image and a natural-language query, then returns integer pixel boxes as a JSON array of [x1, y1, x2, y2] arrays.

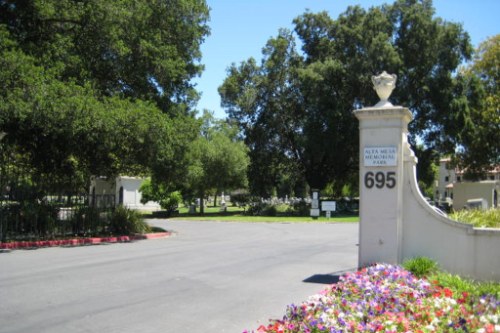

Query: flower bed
[[246, 264, 499, 333]]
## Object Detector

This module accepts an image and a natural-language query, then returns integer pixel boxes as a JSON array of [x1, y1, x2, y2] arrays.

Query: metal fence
[[0, 142, 122, 242], [0, 195, 116, 243]]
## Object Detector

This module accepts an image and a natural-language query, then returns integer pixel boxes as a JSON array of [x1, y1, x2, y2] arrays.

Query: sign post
[[321, 201, 336, 219]]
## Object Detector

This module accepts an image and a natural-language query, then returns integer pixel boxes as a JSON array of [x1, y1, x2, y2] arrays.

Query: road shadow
[[303, 268, 357, 285]]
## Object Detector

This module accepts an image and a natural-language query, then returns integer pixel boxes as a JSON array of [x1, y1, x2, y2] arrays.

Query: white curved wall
[[402, 149, 500, 281]]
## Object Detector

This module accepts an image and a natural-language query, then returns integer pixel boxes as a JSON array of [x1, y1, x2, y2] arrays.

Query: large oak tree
[[0, 0, 210, 196], [219, 0, 478, 196]]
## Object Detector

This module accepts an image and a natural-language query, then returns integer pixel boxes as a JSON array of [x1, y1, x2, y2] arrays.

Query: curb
[[0, 232, 171, 250]]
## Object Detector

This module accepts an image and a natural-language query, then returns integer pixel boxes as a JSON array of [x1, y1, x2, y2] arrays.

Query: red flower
[[443, 288, 453, 298]]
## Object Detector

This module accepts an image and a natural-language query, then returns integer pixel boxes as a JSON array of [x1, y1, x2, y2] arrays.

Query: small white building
[[435, 159, 499, 210], [435, 158, 457, 205], [89, 176, 160, 211], [453, 181, 499, 210]]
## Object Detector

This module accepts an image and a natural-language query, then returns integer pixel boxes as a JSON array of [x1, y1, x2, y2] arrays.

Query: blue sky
[[193, 0, 499, 118]]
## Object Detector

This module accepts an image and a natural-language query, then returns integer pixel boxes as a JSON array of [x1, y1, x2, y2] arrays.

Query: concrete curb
[[0, 232, 171, 250]]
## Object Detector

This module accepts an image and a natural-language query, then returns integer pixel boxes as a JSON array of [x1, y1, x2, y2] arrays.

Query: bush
[[450, 208, 500, 228], [246, 202, 278, 216], [140, 179, 181, 213], [109, 206, 151, 235], [402, 257, 438, 277], [286, 201, 310, 216], [230, 189, 251, 207], [71, 206, 106, 236], [403, 257, 500, 298]]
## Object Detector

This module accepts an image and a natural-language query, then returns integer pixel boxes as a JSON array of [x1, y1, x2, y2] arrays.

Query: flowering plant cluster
[[245, 264, 499, 333]]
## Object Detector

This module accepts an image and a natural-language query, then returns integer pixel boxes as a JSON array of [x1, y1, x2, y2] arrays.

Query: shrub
[[403, 257, 500, 298], [429, 271, 500, 299], [450, 208, 500, 228], [246, 202, 278, 216], [109, 206, 151, 235], [71, 206, 105, 236], [402, 256, 438, 277], [230, 189, 251, 207], [140, 179, 181, 213], [287, 200, 310, 216]]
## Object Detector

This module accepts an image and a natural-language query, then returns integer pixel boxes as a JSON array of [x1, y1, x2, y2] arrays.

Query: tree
[[183, 112, 249, 214], [450, 34, 499, 178], [0, 0, 210, 116], [0, 1, 209, 197], [139, 179, 182, 214], [220, 0, 473, 194]]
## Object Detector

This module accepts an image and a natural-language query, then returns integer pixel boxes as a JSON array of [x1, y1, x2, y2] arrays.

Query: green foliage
[[246, 202, 279, 217], [245, 201, 311, 217], [139, 179, 182, 213], [450, 208, 500, 228], [0, 0, 210, 113], [430, 272, 500, 299], [183, 111, 249, 214], [403, 257, 500, 298], [402, 257, 439, 277], [220, 0, 476, 194], [287, 201, 310, 216], [71, 206, 109, 237], [230, 189, 251, 207], [109, 206, 151, 235], [0, 0, 210, 203], [452, 34, 500, 176]]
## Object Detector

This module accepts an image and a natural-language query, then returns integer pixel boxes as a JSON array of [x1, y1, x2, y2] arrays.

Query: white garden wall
[[402, 147, 500, 281]]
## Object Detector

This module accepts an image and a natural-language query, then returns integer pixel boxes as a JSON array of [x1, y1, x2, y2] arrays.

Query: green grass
[[403, 257, 500, 298], [402, 256, 438, 277], [450, 208, 500, 228]]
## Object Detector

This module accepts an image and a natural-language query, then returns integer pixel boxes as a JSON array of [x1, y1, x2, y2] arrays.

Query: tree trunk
[[199, 190, 205, 215], [213, 191, 217, 207]]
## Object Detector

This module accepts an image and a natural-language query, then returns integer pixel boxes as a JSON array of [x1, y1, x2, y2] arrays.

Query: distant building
[[435, 158, 499, 210], [89, 176, 160, 211]]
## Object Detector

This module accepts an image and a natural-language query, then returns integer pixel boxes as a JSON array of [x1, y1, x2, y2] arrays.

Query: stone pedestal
[[354, 106, 412, 266]]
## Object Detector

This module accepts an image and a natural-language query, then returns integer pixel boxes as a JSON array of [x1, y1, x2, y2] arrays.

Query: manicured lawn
[[166, 205, 359, 223]]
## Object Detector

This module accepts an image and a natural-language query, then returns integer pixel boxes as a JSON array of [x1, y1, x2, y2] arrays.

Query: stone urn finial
[[371, 71, 397, 107]]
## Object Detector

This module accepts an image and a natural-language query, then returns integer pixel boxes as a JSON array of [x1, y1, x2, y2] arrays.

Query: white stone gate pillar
[[354, 72, 412, 267]]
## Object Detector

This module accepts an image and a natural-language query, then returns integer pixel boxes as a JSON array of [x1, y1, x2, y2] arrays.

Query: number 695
[[364, 171, 396, 189]]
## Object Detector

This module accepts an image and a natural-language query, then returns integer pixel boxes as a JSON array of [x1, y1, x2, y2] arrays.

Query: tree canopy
[[0, 0, 210, 115], [219, 0, 480, 196], [454, 34, 499, 177], [0, 0, 210, 195]]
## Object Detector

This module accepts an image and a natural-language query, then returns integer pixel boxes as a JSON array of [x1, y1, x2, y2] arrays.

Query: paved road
[[0, 220, 358, 333]]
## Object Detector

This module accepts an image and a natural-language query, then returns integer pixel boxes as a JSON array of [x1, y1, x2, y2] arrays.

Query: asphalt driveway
[[0, 220, 358, 333]]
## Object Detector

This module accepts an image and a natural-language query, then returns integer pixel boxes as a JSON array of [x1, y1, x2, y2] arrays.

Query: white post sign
[[321, 201, 336, 219], [321, 201, 336, 212]]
